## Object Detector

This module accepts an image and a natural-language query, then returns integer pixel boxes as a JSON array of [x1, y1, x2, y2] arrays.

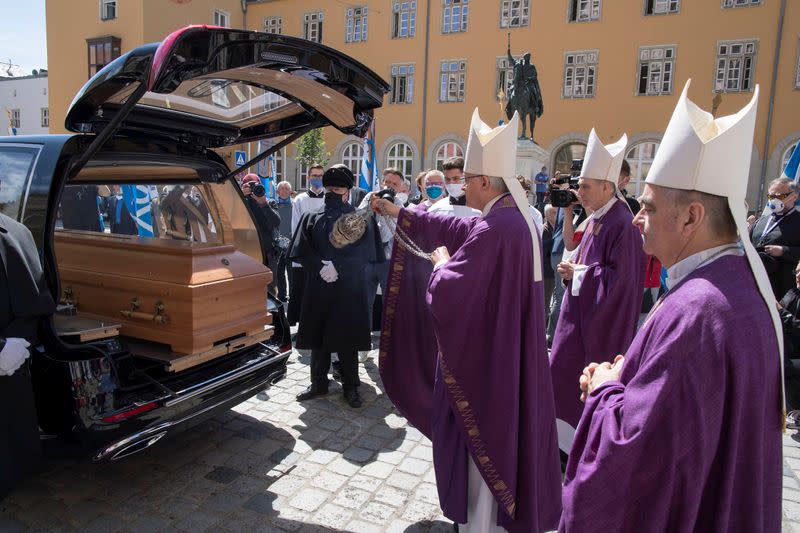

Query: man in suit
[[0, 210, 56, 499], [106, 185, 138, 235], [749, 177, 800, 299]]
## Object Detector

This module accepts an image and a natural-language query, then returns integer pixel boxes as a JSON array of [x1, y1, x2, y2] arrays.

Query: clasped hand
[[369, 195, 401, 218], [557, 260, 578, 280], [579, 355, 624, 402], [0, 337, 31, 376], [320, 260, 338, 283], [430, 246, 450, 268]]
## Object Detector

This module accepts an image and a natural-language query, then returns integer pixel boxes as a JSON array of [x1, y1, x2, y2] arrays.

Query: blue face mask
[[425, 185, 444, 201], [309, 179, 323, 190]]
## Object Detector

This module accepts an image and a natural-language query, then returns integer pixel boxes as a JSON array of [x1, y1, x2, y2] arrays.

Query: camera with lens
[[549, 159, 582, 208], [250, 182, 266, 198], [375, 188, 396, 202]]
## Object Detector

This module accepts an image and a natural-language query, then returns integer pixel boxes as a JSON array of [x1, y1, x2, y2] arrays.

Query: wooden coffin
[[54, 230, 273, 359]]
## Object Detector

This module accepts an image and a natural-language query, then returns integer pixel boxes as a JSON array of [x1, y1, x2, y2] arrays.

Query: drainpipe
[[419, 0, 432, 175], [241, 0, 248, 29], [759, 0, 787, 204]]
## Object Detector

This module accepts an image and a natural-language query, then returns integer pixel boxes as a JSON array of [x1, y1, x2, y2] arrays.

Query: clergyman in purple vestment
[[561, 83, 783, 532], [549, 197, 646, 439]]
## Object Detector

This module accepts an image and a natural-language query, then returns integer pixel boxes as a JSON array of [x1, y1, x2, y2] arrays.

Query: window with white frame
[[440, 60, 467, 103], [10, 109, 20, 129], [644, 0, 679, 15], [435, 142, 464, 170], [443, 0, 469, 34], [272, 149, 285, 181], [341, 143, 365, 176], [264, 16, 282, 34], [100, 0, 116, 20], [392, 1, 417, 38], [625, 142, 660, 197], [390, 64, 415, 104], [264, 92, 290, 111], [209, 81, 231, 108], [569, 0, 601, 22], [304, 12, 324, 43], [715, 40, 757, 92], [637, 45, 676, 95], [500, 0, 530, 28], [496, 55, 521, 99], [346, 6, 368, 43], [722, 0, 762, 7], [563, 50, 598, 99], [41, 108, 49, 128], [387, 143, 414, 179], [214, 9, 230, 28]]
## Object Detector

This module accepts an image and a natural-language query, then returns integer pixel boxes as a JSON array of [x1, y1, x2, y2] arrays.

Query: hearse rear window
[[56, 184, 220, 243], [0, 145, 40, 220]]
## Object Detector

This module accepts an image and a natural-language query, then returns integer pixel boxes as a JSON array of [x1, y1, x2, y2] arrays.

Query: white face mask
[[395, 192, 409, 205], [766, 198, 786, 215], [446, 183, 464, 198]]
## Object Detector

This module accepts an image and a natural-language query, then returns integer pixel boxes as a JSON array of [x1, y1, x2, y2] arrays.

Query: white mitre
[[580, 128, 630, 211], [464, 108, 542, 282], [646, 79, 785, 418]]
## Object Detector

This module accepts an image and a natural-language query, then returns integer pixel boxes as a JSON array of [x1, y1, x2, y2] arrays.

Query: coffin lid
[[65, 26, 390, 149]]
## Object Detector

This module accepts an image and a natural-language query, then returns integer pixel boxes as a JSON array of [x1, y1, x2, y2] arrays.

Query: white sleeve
[[291, 196, 302, 236], [570, 265, 589, 296], [358, 192, 373, 211]]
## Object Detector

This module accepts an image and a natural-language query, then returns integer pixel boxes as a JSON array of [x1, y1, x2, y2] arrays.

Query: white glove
[[0, 338, 31, 376], [320, 260, 339, 283]]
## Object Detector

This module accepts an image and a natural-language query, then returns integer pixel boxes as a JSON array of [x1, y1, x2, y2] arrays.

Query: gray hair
[[276, 180, 293, 191], [661, 187, 737, 240], [770, 177, 798, 192], [489, 177, 509, 193], [424, 170, 445, 184]]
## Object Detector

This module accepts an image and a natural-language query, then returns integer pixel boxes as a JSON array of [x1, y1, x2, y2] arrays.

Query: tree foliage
[[294, 128, 329, 169]]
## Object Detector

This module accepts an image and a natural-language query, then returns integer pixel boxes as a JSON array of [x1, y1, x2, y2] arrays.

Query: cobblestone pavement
[[2, 347, 800, 532]]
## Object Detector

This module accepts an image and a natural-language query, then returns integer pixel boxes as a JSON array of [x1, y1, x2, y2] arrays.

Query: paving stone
[[204, 466, 243, 485], [397, 457, 431, 476], [290, 461, 324, 479], [355, 434, 387, 451], [289, 488, 329, 512], [267, 475, 306, 498], [318, 417, 346, 432], [299, 426, 333, 444], [359, 501, 396, 524], [385, 471, 423, 491], [414, 483, 440, 505], [310, 470, 349, 492], [344, 519, 384, 533], [307, 449, 339, 465], [347, 474, 383, 493], [410, 445, 434, 462], [173, 510, 224, 532], [374, 486, 409, 508], [360, 461, 395, 480], [243, 492, 280, 515], [402, 501, 444, 522], [327, 458, 361, 477], [332, 487, 372, 510], [124, 513, 174, 532], [343, 447, 374, 463], [270, 506, 310, 532], [386, 519, 414, 533], [375, 450, 406, 465], [312, 503, 353, 530]]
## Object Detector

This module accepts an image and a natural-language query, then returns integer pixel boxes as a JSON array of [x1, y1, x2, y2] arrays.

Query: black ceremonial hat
[[322, 164, 354, 189]]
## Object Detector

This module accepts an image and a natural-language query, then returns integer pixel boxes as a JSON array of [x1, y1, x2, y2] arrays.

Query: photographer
[[241, 174, 281, 292]]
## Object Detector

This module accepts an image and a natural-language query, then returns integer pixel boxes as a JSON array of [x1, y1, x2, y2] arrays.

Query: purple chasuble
[[549, 200, 646, 429], [384, 194, 562, 532], [379, 199, 439, 438], [560, 255, 782, 532]]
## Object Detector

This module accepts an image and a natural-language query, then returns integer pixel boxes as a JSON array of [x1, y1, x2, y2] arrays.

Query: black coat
[[749, 209, 800, 299], [289, 195, 382, 352], [246, 197, 281, 267], [106, 196, 138, 235], [0, 213, 56, 498]]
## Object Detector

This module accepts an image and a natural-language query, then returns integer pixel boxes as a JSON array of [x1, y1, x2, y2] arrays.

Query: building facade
[[46, 0, 800, 205], [0, 72, 49, 136]]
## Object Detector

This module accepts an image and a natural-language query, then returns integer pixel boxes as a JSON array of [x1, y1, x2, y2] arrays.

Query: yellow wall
[[46, 0, 800, 202]]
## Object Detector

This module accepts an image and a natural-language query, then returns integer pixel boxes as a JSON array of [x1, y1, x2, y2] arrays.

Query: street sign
[[234, 150, 247, 167]]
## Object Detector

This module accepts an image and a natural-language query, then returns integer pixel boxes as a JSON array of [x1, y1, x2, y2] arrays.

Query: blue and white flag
[[121, 184, 155, 237], [782, 143, 800, 183], [359, 120, 378, 191]]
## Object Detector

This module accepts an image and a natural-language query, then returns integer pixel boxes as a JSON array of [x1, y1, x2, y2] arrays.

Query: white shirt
[[358, 191, 404, 260], [290, 190, 325, 267], [666, 243, 743, 290], [429, 196, 481, 218]]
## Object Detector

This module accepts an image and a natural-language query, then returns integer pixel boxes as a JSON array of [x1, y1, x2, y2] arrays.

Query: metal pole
[[419, 0, 432, 173], [759, 0, 787, 204]]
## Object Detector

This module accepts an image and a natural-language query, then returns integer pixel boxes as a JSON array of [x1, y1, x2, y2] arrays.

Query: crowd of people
[[256, 81, 788, 531]]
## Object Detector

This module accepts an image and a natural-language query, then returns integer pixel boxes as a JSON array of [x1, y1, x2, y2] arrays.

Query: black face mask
[[324, 191, 344, 207]]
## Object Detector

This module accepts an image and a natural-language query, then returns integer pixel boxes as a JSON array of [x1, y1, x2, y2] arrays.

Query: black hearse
[[0, 26, 388, 461]]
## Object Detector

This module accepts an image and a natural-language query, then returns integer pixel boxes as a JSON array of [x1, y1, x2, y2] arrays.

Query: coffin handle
[[120, 298, 169, 324]]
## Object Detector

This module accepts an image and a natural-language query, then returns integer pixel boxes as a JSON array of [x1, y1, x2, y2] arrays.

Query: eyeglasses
[[767, 192, 792, 200], [459, 175, 484, 185]]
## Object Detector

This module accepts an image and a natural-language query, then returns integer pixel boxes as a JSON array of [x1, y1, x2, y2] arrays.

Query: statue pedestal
[[515, 140, 549, 204], [515, 140, 549, 178]]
